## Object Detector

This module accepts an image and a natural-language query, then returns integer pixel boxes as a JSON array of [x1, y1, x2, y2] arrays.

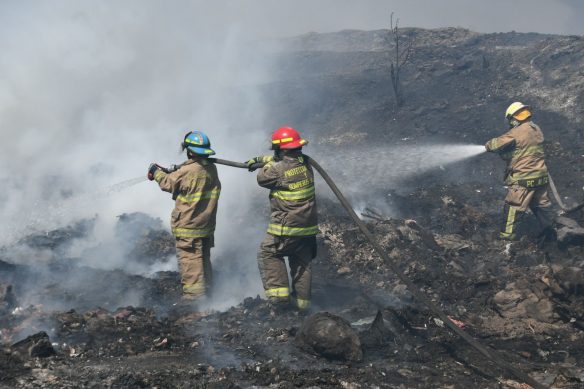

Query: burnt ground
[[1, 183, 584, 388], [3, 28, 584, 388]]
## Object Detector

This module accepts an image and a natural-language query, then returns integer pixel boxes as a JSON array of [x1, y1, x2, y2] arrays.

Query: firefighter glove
[[246, 156, 273, 172], [157, 164, 174, 174], [147, 163, 160, 181]]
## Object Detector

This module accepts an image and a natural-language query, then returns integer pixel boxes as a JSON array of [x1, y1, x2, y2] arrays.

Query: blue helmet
[[182, 130, 215, 156]]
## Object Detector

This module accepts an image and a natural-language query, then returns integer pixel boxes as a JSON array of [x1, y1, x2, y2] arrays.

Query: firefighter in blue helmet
[[148, 131, 221, 300]]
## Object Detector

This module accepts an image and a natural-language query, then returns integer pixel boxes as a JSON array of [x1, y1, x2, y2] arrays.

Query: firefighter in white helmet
[[485, 102, 555, 241]]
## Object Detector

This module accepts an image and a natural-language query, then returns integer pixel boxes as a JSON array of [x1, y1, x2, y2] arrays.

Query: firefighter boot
[[532, 205, 557, 242]]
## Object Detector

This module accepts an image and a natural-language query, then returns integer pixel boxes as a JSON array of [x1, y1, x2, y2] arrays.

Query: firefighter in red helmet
[[246, 127, 318, 311]]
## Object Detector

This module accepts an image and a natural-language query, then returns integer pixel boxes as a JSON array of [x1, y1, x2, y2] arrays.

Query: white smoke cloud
[[0, 1, 274, 308], [0, 1, 266, 234]]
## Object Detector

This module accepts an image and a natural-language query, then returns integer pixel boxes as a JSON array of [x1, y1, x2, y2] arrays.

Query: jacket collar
[[183, 158, 208, 166]]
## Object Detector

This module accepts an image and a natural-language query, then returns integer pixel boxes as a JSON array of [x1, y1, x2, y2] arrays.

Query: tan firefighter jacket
[[257, 152, 318, 237], [154, 158, 221, 238], [485, 121, 549, 187]]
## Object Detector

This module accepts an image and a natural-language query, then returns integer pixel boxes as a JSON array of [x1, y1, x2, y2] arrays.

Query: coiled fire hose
[[209, 156, 546, 389]]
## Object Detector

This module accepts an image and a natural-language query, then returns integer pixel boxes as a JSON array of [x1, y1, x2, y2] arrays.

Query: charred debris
[[2, 186, 584, 388]]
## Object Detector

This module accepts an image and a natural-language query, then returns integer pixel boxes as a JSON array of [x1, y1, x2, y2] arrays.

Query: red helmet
[[271, 126, 308, 150]]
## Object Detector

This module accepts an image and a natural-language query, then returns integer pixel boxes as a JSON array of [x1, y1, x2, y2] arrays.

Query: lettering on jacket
[[289, 178, 313, 190], [284, 165, 308, 178]]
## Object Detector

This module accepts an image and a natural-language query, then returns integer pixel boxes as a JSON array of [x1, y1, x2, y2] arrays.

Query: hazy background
[[0, 0, 582, 309], [204, 0, 584, 37]]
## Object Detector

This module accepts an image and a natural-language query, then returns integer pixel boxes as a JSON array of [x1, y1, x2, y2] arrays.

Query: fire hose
[[209, 156, 546, 389], [549, 174, 584, 215]]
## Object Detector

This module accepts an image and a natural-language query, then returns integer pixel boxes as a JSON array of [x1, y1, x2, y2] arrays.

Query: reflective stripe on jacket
[[155, 158, 221, 238], [257, 152, 318, 237], [485, 121, 548, 186]]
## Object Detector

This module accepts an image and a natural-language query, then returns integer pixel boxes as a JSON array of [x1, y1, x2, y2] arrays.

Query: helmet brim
[[278, 139, 308, 150], [506, 104, 531, 119], [187, 146, 216, 156], [513, 109, 532, 121]]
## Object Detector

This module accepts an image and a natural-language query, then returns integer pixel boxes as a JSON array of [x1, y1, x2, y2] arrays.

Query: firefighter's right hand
[[147, 163, 159, 181]]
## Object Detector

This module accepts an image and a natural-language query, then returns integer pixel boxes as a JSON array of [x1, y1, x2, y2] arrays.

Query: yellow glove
[[246, 156, 273, 171]]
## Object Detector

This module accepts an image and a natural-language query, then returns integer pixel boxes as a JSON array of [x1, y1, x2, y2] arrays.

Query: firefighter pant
[[500, 185, 553, 240], [175, 237, 213, 300], [257, 234, 317, 309]]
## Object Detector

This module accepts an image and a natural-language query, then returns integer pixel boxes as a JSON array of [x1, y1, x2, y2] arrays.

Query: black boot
[[532, 206, 557, 245]]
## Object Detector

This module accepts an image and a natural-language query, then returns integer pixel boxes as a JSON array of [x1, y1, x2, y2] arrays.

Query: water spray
[[1, 176, 148, 247], [104, 176, 147, 195]]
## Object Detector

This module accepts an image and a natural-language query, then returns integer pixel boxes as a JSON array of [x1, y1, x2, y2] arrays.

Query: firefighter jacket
[[485, 121, 549, 187], [154, 158, 221, 238], [257, 152, 318, 237]]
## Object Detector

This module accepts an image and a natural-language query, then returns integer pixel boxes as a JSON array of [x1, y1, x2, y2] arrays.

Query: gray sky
[[329, 0, 584, 35], [134, 0, 583, 38], [255, 0, 584, 36], [5, 1, 581, 41]]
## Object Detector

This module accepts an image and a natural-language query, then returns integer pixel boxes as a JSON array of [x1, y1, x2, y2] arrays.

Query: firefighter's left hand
[[246, 156, 274, 171], [245, 161, 258, 172], [147, 163, 159, 181], [246, 157, 262, 172], [245, 157, 259, 172]]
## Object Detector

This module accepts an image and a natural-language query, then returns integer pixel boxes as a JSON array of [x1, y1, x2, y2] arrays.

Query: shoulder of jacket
[[507, 126, 521, 136], [176, 160, 201, 174], [268, 159, 283, 169], [516, 121, 535, 129], [528, 121, 541, 130], [261, 159, 283, 174]]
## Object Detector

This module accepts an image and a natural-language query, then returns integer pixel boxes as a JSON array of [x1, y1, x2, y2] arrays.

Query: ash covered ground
[[2, 28, 584, 388]]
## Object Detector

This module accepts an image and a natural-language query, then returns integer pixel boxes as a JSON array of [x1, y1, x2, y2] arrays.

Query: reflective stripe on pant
[[175, 237, 213, 299], [291, 296, 311, 309], [257, 234, 316, 307], [500, 204, 522, 240], [500, 185, 552, 240], [265, 287, 290, 300]]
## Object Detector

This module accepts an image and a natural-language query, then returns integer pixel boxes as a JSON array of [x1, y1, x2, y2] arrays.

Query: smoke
[[0, 1, 276, 311], [0, 0, 580, 314]]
